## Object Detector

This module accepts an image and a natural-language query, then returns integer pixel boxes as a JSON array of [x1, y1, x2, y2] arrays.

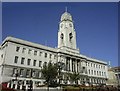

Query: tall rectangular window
[[99, 71, 101, 76], [44, 62, 47, 66], [54, 55, 56, 59], [49, 54, 52, 59], [104, 72, 106, 76], [14, 56, 18, 63], [28, 49, 32, 54], [22, 48, 26, 53], [94, 70, 96, 75], [88, 69, 90, 74], [97, 71, 99, 75], [39, 52, 42, 56], [27, 59, 31, 65], [16, 47, 20, 52], [91, 70, 93, 75], [13, 68, 17, 76], [20, 69, 24, 76], [45, 53, 47, 58], [88, 63, 89, 66], [26, 69, 30, 77], [39, 61, 42, 67], [33, 60, 36, 66], [34, 51, 37, 55], [21, 57, 25, 64], [91, 63, 92, 67]]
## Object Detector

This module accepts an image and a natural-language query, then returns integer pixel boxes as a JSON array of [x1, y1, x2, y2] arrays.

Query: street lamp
[[58, 62, 64, 87], [58, 62, 61, 87], [29, 69, 33, 91]]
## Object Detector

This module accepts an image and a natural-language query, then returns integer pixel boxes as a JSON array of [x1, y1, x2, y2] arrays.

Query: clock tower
[[58, 10, 79, 53]]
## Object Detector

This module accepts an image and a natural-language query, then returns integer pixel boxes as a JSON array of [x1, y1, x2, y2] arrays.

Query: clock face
[[69, 23, 72, 27], [61, 24, 63, 28]]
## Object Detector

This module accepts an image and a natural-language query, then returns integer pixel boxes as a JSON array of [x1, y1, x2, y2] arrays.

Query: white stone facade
[[0, 11, 108, 89]]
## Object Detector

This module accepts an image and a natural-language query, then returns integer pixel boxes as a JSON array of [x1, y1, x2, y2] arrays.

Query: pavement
[[33, 87, 62, 91]]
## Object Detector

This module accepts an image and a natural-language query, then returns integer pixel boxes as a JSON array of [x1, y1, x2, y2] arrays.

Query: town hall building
[[0, 10, 108, 89]]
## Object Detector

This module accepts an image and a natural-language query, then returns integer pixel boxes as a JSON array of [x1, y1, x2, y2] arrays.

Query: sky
[[2, 2, 118, 67]]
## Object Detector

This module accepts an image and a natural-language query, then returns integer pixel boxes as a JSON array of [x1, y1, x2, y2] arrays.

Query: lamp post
[[58, 62, 61, 87], [29, 69, 33, 91], [58, 62, 65, 88]]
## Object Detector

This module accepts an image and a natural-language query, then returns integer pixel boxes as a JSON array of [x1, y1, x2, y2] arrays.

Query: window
[[49, 54, 52, 59], [44, 62, 47, 66], [27, 59, 31, 65], [60, 33, 64, 39], [16, 47, 20, 52], [54, 55, 56, 59], [22, 48, 26, 53], [88, 69, 90, 74], [45, 53, 47, 58], [39, 61, 42, 67], [69, 33, 73, 42], [39, 52, 42, 56], [86, 62, 87, 66], [99, 71, 101, 76], [97, 71, 98, 75], [96, 64, 98, 68], [33, 60, 36, 66], [91, 63, 92, 67], [104, 72, 106, 76], [14, 56, 18, 63], [88, 63, 89, 66], [20, 69, 24, 76], [32, 70, 36, 77], [102, 72, 103, 76], [21, 57, 25, 64], [34, 50, 37, 55], [26, 69, 30, 77], [99, 65, 100, 68], [91, 70, 93, 75], [103, 66, 105, 69], [28, 49, 32, 54], [94, 71, 96, 75], [13, 68, 18, 76], [38, 72, 41, 78]]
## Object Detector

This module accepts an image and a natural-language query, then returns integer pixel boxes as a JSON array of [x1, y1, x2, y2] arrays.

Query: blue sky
[[2, 2, 118, 67]]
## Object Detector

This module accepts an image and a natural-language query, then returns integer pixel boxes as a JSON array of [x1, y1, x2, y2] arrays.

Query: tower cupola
[[61, 12, 72, 21], [58, 9, 78, 53]]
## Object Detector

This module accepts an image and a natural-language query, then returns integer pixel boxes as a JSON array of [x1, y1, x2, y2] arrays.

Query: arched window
[[69, 32, 73, 42], [60, 33, 64, 40]]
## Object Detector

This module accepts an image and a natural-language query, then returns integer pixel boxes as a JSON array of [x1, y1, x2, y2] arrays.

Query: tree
[[68, 72, 80, 85], [41, 61, 58, 91]]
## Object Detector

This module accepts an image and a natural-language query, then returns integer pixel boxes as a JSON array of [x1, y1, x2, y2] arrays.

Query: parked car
[[0, 82, 16, 91]]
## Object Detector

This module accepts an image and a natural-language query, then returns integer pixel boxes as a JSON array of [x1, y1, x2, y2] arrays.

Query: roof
[[61, 11, 72, 21], [1, 36, 108, 65]]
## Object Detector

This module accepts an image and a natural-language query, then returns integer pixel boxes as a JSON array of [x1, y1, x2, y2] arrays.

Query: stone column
[[70, 58, 72, 72], [65, 57, 68, 71], [11, 83, 13, 88], [77, 61, 79, 73], [26, 85, 28, 90], [7, 83, 10, 88], [15, 84, 17, 89], [20, 85, 22, 89], [75, 59, 77, 73], [79, 60, 81, 73], [64, 57, 66, 71]]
